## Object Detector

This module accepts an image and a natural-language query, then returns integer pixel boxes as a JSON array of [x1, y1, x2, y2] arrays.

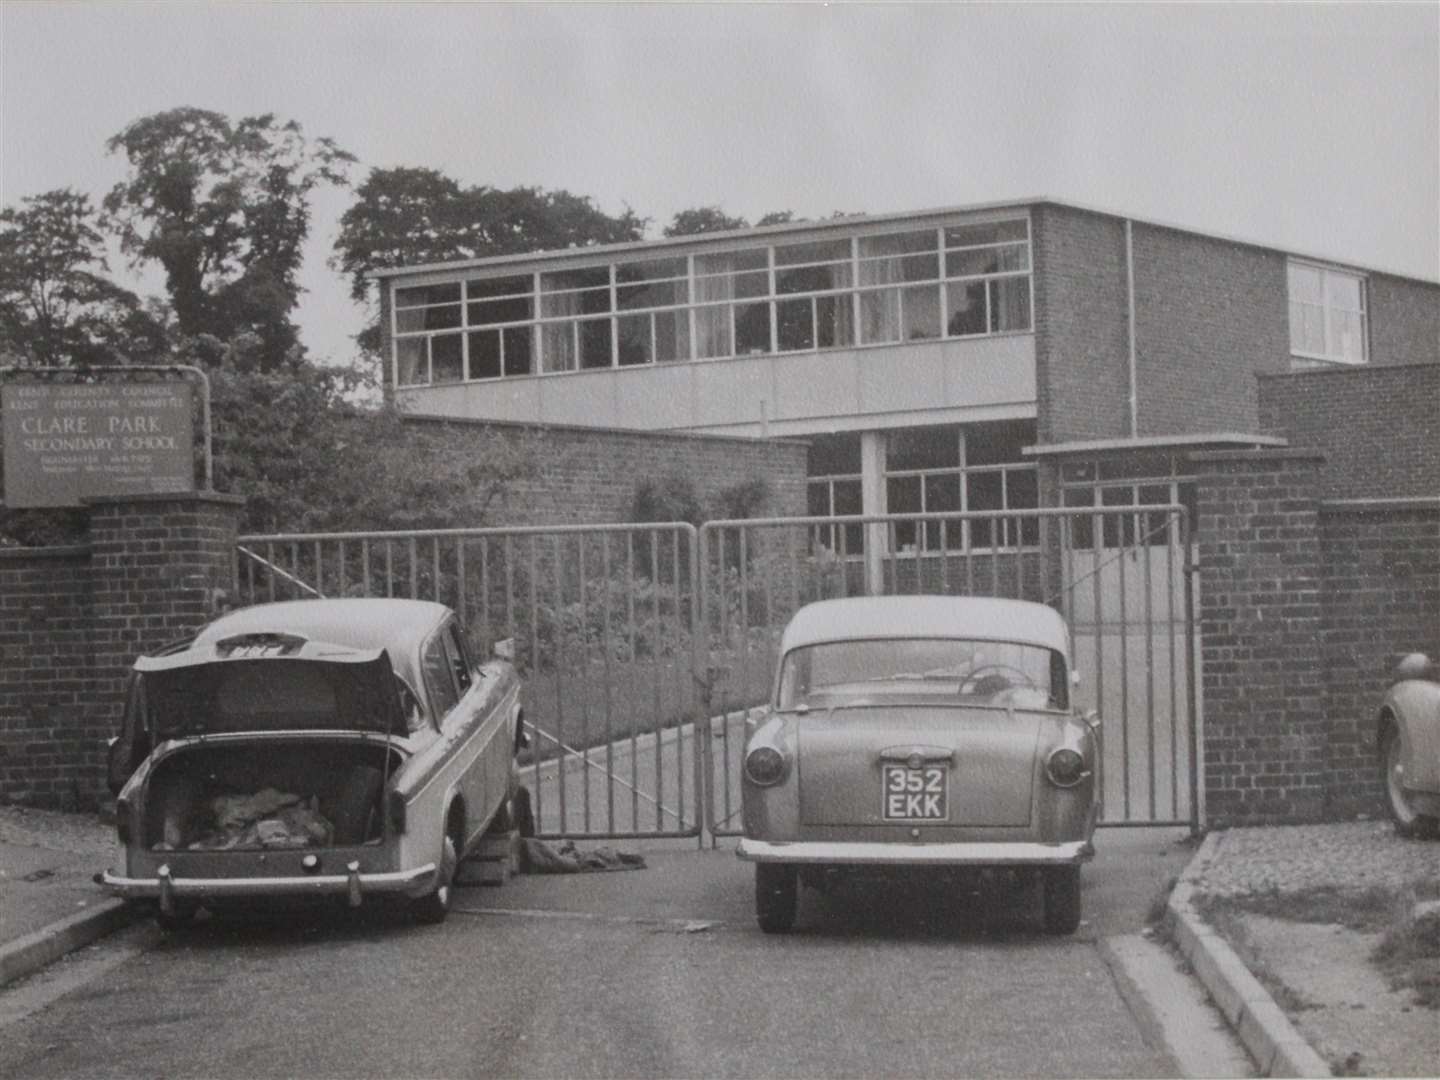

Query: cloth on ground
[[518, 838, 646, 874]]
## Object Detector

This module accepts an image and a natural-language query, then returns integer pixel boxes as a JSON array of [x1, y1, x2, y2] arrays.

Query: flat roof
[[1023, 432, 1289, 458], [370, 195, 1439, 287]]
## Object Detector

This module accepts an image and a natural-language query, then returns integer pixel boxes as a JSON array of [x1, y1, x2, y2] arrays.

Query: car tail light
[[745, 746, 788, 786], [1046, 748, 1088, 788]]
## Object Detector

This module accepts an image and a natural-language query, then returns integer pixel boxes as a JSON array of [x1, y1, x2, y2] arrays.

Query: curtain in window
[[539, 287, 580, 372]]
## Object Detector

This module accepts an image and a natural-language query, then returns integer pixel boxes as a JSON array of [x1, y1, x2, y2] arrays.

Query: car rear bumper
[[101, 861, 438, 910], [737, 838, 1092, 866]]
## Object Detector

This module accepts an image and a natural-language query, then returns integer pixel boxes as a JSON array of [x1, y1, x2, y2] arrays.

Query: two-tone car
[[738, 595, 1101, 934], [1378, 652, 1440, 839], [103, 598, 523, 927]]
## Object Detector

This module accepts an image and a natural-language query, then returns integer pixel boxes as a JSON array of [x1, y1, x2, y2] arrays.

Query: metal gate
[[234, 506, 1198, 842], [234, 523, 707, 841], [697, 506, 1199, 836]]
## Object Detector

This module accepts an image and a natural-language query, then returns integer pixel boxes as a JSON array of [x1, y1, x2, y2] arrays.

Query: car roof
[[193, 598, 452, 674], [780, 596, 1070, 656]]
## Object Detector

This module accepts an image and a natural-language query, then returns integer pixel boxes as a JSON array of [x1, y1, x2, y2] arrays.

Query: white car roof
[[779, 596, 1070, 657]]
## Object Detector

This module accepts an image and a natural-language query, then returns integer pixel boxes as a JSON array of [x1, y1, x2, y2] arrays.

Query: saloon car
[[738, 595, 1101, 934], [103, 598, 523, 927], [1378, 652, 1440, 839]]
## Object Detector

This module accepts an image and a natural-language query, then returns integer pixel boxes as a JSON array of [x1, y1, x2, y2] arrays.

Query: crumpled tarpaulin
[[183, 788, 334, 851], [518, 838, 646, 874]]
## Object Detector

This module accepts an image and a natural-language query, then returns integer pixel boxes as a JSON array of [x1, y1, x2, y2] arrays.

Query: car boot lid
[[133, 631, 405, 737]]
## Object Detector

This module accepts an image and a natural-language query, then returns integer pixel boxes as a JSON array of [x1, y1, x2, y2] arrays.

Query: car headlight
[[745, 745, 789, 786], [1045, 748, 1089, 788]]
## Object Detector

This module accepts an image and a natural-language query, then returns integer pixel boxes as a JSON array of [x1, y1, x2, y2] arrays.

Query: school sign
[[2, 380, 195, 507]]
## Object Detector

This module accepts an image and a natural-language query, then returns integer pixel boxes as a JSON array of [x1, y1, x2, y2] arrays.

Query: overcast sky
[[3, 1, 1436, 368]]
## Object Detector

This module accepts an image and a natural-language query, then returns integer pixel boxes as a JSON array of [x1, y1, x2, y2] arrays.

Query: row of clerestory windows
[[392, 217, 1033, 387]]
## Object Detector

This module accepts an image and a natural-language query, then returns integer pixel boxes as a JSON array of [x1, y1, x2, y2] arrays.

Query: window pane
[[944, 220, 1028, 247], [887, 475, 921, 549], [541, 323, 576, 372], [807, 482, 830, 517], [654, 310, 687, 362], [431, 333, 463, 383], [834, 479, 863, 554], [503, 327, 532, 375], [968, 470, 1003, 549], [777, 262, 851, 294], [1008, 469, 1040, 546], [468, 330, 501, 379], [579, 318, 612, 369], [924, 473, 961, 549], [809, 433, 861, 476], [735, 302, 771, 354], [695, 306, 732, 358], [816, 294, 854, 348], [396, 338, 425, 385], [989, 277, 1031, 332], [776, 239, 851, 266], [615, 258, 686, 285], [618, 313, 652, 366], [966, 420, 1034, 465], [695, 248, 767, 275], [1325, 271, 1362, 311], [396, 283, 461, 308], [467, 275, 531, 300], [777, 297, 815, 351], [903, 285, 941, 340], [397, 304, 461, 331], [890, 426, 959, 470], [618, 279, 687, 310], [1287, 263, 1323, 304], [468, 296, 532, 326], [859, 229, 937, 257], [1330, 308, 1364, 363], [946, 280, 986, 336], [860, 288, 901, 344]]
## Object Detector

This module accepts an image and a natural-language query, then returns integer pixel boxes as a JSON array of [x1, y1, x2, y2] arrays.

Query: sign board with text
[[2, 381, 196, 507]]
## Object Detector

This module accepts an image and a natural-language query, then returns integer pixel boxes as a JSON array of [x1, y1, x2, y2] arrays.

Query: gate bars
[[235, 522, 707, 841], [235, 506, 1200, 842]]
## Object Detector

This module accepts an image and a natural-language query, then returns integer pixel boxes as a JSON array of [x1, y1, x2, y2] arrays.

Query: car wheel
[[755, 863, 798, 934], [1381, 724, 1439, 839], [1042, 866, 1082, 935], [331, 766, 384, 845], [156, 901, 199, 932], [412, 834, 458, 925]]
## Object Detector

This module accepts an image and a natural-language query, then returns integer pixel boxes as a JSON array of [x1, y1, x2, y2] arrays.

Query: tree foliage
[[103, 108, 354, 371], [663, 207, 798, 238], [333, 169, 647, 356], [0, 189, 166, 367]]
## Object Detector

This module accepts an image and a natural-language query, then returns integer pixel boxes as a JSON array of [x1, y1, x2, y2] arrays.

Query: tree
[[103, 108, 353, 371], [663, 206, 750, 237], [0, 189, 166, 367], [333, 169, 647, 358]]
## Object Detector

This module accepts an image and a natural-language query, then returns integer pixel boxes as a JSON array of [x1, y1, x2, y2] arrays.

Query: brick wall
[[1258, 363, 1440, 499], [401, 415, 809, 526], [1318, 498, 1440, 818], [1192, 448, 1440, 827], [0, 494, 242, 808], [1130, 223, 1290, 436], [1367, 273, 1440, 369], [1031, 205, 1131, 443], [1193, 450, 1328, 826]]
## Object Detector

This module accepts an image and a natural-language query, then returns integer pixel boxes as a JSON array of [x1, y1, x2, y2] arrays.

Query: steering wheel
[[960, 664, 1037, 696]]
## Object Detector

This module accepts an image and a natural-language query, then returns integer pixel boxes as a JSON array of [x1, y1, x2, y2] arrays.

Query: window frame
[[1287, 259, 1368, 366]]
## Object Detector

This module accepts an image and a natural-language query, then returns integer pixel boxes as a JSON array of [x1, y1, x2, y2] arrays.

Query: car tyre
[[755, 863, 798, 934], [1042, 866, 1082, 935], [413, 834, 458, 925], [1381, 723, 1439, 839]]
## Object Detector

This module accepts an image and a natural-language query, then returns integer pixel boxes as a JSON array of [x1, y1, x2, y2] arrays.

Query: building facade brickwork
[[1258, 363, 1440, 500], [1367, 273, 1440, 369]]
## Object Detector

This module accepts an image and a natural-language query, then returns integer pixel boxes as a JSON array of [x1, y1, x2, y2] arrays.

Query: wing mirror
[[1082, 708, 1101, 730], [494, 638, 515, 662]]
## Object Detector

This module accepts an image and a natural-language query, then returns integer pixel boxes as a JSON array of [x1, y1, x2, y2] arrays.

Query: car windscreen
[[777, 637, 1068, 712]]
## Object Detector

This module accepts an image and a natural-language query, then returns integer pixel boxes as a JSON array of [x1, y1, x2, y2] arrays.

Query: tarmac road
[[0, 833, 1239, 1080]]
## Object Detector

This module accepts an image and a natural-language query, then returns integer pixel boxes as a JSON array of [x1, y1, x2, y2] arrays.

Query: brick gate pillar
[[1189, 449, 1327, 827], [81, 492, 244, 805]]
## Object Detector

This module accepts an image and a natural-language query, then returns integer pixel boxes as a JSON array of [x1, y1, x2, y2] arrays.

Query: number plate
[[881, 764, 949, 821]]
